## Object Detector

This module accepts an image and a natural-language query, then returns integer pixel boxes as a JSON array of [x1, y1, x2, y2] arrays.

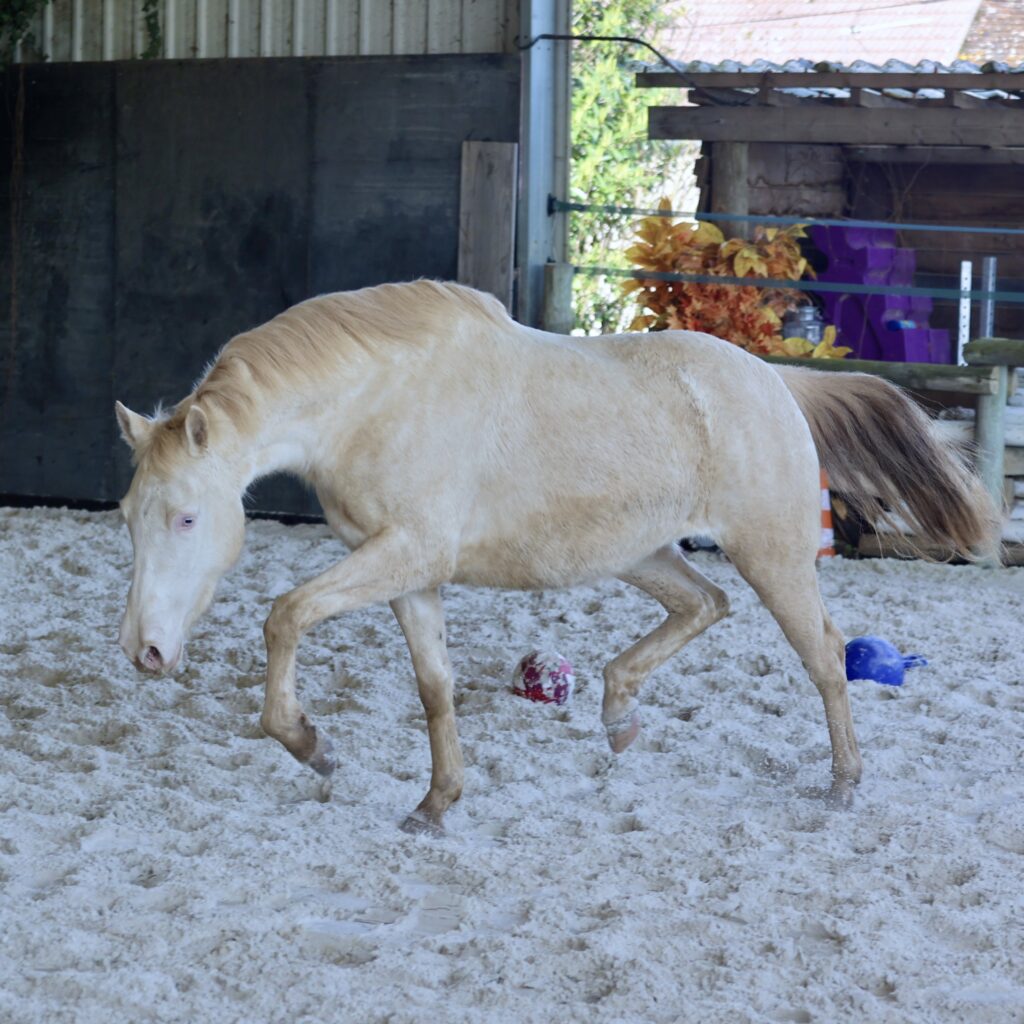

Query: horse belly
[[452, 486, 698, 590]]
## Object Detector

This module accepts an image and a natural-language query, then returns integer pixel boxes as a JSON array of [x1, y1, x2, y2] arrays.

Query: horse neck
[[222, 376, 349, 489]]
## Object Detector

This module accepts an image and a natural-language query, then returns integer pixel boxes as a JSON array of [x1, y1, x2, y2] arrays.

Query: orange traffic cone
[[818, 468, 835, 559]]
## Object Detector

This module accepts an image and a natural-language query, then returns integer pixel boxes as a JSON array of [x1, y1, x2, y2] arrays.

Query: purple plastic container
[[806, 225, 948, 363]]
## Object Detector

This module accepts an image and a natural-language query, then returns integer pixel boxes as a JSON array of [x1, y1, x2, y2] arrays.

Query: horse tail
[[775, 364, 999, 558]]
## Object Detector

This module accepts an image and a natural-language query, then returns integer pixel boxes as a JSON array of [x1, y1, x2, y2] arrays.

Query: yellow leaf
[[628, 315, 655, 332], [782, 336, 814, 356], [657, 196, 672, 212], [690, 221, 724, 247], [811, 325, 852, 359], [735, 252, 769, 277]]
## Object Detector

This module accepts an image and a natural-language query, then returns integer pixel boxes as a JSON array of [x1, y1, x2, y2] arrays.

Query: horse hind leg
[[603, 543, 730, 753], [723, 540, 862, 807]]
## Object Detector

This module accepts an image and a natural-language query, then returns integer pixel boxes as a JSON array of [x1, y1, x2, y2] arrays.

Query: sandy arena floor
[[1, 506, 1022, 1023]]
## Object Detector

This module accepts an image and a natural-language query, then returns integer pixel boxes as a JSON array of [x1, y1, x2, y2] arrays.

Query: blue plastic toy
[[845, 635, 927, 687]]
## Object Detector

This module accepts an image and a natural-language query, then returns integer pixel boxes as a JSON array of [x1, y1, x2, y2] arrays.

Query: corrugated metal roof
[[659, 0, 984, 67], [635, 56, 1024, 101], [640, 57, 1024, 75]]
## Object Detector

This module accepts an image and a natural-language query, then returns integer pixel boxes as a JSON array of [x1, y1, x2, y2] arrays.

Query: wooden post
[[542, 262, 574, 335], [974, 363, 1009, 567], [709, 141, 749, 236], [963, 337, 1024, 567], [458, 141, 519, 311]]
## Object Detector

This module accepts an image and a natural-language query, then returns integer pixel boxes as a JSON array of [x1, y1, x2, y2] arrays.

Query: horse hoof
[[307, 732, 336, 778], [604, 703, 640, 754], [400, 809, 444, 836], [825, 779, 856, 810]]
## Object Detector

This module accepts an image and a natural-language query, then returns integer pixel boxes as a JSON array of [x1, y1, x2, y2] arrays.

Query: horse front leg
[[259, 529, 441, 784], [390, 588, 463, 834]]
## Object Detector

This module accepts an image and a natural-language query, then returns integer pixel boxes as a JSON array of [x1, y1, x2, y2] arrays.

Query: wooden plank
[[963, 337, 1024, 367], [458, 140, 518, 310], [1006, 447, 1024, 475], [709, 141, 748, 234], [857, 533, 1024, 566], [974, 365, 1011, 564], [637, 71, 1024, 91], [760, 355, 1000, 395], [649, 105, 1024, 147], [934, 418, 1024, 448]]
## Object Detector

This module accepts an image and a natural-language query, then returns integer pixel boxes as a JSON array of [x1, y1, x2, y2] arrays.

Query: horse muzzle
[[122, 634, 182, 676]]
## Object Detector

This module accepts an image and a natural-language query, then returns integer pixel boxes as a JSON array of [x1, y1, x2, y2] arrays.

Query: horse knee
[[706, 584, 730, 623], [264, 595, 300, 649]]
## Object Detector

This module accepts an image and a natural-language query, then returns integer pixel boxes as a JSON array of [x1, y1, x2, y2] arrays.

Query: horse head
[[115, 399, 246, 675]]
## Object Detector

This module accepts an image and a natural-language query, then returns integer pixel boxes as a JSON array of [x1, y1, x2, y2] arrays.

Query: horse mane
[[136, 281, 511, 471]]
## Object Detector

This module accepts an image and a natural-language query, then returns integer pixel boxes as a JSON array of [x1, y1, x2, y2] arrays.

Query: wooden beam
[[541, 262, 574, 334], [710, 141, 749, 235], [648, 104, 1024, 147], [843, 145, 1024, 165], [636, 70, 1024, 91], [458, 141, 518, 311], [844, 88, 908, 108], [760, 355, 1001, 395], [963, 336, 1024, 367], [934, 419, 1024, 448], [857, 533, 1024, 566]]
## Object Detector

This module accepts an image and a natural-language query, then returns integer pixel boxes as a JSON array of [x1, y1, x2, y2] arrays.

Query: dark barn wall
[[0, 54, 520, 513]]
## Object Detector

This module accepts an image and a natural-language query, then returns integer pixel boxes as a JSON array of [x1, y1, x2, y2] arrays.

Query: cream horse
[[115, 280, 994, 830]]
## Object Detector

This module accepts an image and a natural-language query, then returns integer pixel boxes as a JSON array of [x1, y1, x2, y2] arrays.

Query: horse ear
[[185, 404, 210, 457], [115, 401, 153, 450]]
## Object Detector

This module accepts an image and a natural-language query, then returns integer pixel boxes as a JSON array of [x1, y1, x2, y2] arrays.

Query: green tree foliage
[[570, 0, 692, 334], [1, 0, 53, 65]]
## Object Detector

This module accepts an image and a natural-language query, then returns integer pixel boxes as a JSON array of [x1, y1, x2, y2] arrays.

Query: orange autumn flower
[[623, 199, 846, 360]]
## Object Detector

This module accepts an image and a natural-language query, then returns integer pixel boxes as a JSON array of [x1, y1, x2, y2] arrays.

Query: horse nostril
[[141, 644, 164, 671]]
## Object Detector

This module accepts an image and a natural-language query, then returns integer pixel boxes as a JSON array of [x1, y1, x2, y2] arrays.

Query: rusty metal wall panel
[[18, 0, 517, 61]]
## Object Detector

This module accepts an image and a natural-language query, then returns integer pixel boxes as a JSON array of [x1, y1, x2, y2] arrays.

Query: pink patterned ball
[[511, 650, 575, 706]]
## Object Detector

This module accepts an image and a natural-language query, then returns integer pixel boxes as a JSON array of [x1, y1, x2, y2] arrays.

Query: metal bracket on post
[[979, 256, 997, 338], [957, 260, 972, 366]]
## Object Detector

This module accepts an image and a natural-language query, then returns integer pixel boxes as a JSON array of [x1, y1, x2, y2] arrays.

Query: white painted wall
[[20, 0, 520, 61]]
